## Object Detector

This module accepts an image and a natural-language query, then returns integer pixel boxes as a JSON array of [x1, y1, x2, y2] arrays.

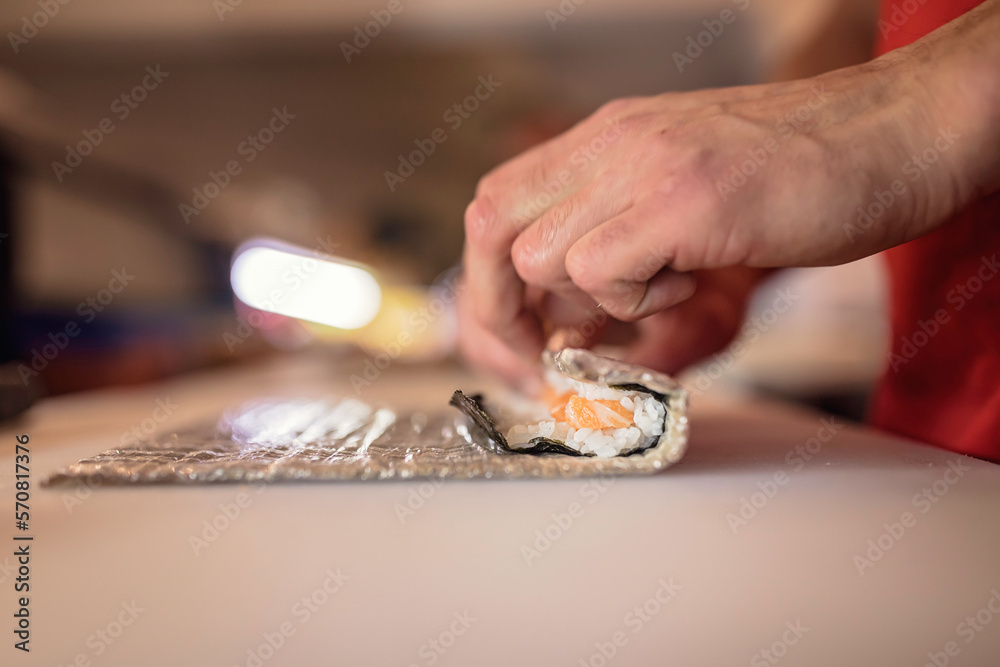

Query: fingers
[[462, 145, 577, 359], [633, 269, 698, 317], [475, 98, 635, 212], [562, 201, 697, 321], [623, 306, 730, 376], [510, 175, 635, 297], [623, 267, 766, 375], [541, 292, 614, 350], [459, 321, 543, 394], [463, 197, 545, 358], [473, 108, 623, 226], [455, 279, 543, 393], [623, 285, 741, 375], [463, 107, 632, 358]]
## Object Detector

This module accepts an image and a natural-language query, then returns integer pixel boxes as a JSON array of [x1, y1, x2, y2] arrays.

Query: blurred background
[[0, 0, 887, 419]]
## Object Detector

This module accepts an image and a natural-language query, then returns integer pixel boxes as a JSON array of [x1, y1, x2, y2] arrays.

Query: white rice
[[506, 382, 665, 458]]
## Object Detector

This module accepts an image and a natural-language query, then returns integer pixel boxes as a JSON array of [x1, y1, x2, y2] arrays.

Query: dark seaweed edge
[[450, 390, 590, 457], [520, 437, 590, 457], [609, 384, 670, 455], [450, 389, 668, 458], [609, 383, 669, 402]]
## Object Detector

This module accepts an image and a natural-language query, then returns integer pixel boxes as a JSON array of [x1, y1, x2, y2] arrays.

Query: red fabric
[[869, 0, 1000, 460]]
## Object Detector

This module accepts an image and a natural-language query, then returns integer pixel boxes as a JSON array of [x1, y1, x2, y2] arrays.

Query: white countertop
[[2, 352, 999, 666]]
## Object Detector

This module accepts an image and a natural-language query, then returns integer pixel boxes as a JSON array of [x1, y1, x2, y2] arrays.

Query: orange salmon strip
[[564, 395, 634, 430], [546, 390, 573, 421]]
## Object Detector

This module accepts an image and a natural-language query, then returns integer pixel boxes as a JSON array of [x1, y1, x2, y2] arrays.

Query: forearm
[[926, 0, 1000, 196], [879, 0, 1000, 230]]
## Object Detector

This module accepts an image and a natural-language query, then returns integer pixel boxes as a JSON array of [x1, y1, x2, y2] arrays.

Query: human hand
[[457, 266, 766, 388], [460, 5, 998, 376]]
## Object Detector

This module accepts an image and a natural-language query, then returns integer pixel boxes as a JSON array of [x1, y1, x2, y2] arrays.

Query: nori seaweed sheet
[[449, 390, 659, 458], [609, 384, 668, 402]]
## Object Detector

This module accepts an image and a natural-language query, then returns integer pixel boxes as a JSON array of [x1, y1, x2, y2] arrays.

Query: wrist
[[831, 50, 979, 250], [923, 42, 1000, 198], [879, 0, 1000, 226], [805, 58, 952, 253]]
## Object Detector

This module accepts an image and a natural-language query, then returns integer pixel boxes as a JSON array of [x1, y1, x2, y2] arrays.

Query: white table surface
[[2, 352, 999, 667]]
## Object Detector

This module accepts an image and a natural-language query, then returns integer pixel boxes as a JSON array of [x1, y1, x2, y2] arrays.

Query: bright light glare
[[231, 244, 381, 330]]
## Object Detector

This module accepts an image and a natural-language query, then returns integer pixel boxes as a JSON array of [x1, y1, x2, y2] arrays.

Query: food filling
[[505, 371, 666, 458]]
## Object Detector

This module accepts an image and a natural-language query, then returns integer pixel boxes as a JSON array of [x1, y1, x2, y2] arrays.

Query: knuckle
[[596, 97, 634, 119], [543, 194, 578, 228], [564, 240, 605, 293], [474, 168, 502, 198], [520, 160, 560, 207], [511, 196, 580, 284], [510, 234, 541, 283], [615, 113, 644, 137], [463, 194, 498, 250]]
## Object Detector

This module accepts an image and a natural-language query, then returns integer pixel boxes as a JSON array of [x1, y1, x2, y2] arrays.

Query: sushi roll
[[451, 348, 687, 459]]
